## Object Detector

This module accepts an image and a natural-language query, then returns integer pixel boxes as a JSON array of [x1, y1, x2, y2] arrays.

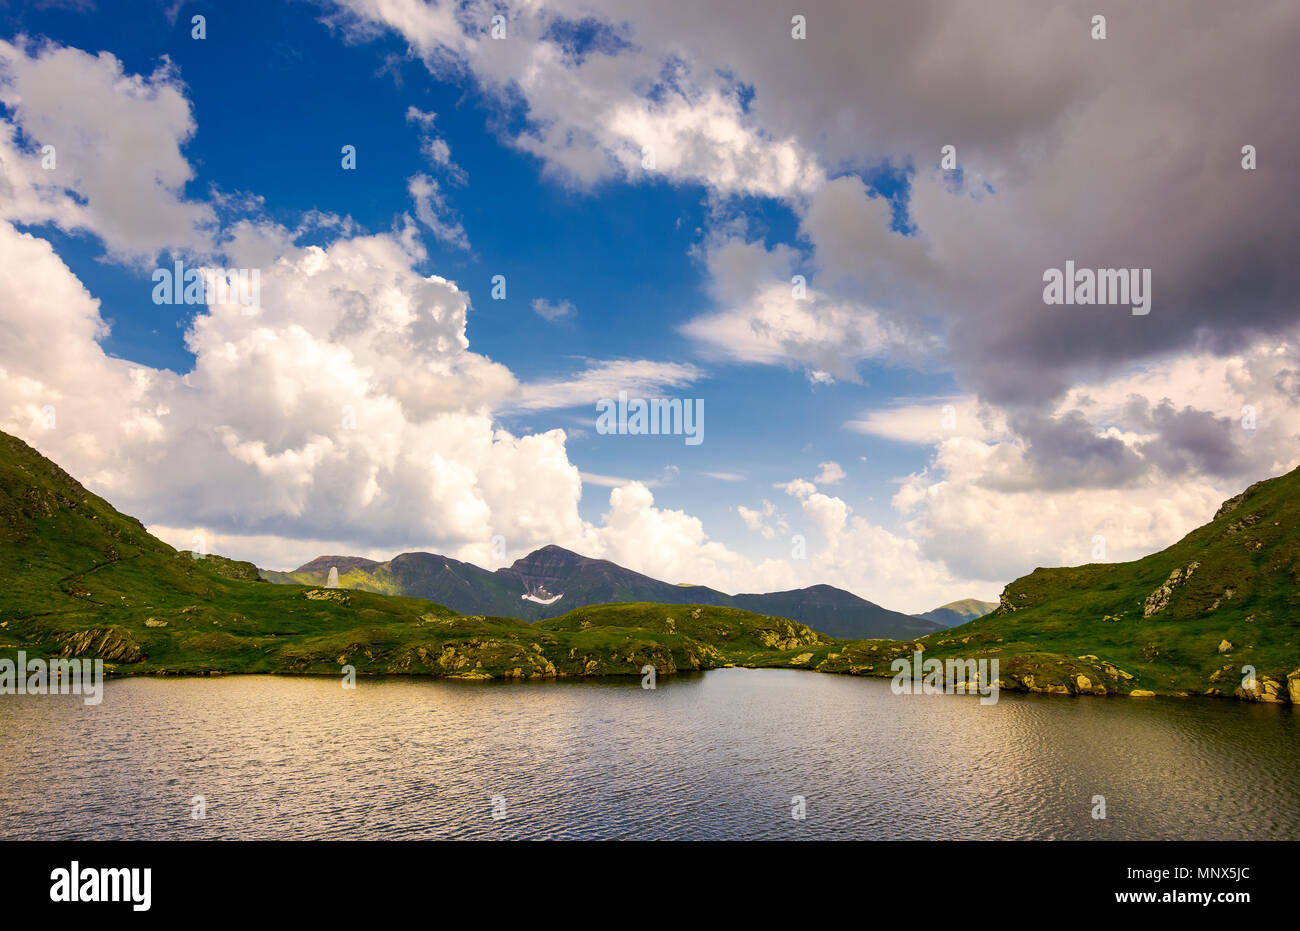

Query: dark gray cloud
[[337, 0, 1300, 493], [337, 0, 1300, 409], [988, 409, 1148, 490], [1131, 398, 1252, 479]]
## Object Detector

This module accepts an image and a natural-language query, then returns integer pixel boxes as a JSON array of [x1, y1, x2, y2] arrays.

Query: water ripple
[[0, 668, 1296, 840]]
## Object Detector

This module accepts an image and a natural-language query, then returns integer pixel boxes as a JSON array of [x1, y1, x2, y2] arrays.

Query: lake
[[1, 667, 1296, 840]]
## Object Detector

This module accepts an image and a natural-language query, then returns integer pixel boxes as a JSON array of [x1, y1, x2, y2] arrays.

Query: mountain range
[[261, 545, 944, 640], [2, 426, 1298, 701], [0, 429, 839, 680]]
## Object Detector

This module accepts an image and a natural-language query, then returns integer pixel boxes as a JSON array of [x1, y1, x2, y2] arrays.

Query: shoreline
[[78, 659, 1300, 706]]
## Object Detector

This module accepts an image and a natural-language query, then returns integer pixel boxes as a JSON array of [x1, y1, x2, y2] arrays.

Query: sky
[[0, 0, 1297, 614]]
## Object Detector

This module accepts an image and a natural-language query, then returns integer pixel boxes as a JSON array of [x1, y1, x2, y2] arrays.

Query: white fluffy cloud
[[681, 277, 916, 382], [8, 10, 1300, 618], [334, 0, 1300, 408], [813, 460, 845, 484], [589, 482, 746, 585], [0, 39, 214, 261], [0, 207, 994, 609], [0, 216, 588, 561], [861, 337, 1300, 579], [0, 38, 740, 594], [737, 499, 784, 539], [729, 474, 997, 611], [579, 479, 992, 613]]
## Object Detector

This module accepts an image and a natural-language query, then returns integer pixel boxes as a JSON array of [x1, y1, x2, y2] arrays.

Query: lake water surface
[[1, 668, 1296, 840]]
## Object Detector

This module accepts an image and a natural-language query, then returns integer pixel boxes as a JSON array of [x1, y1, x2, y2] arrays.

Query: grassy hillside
[[4, 428, 1298, 702], [826, 468, 1300, 701], [536, 602, 833, 668], [0, 432, 834, 680], [0, 430, 464, 673]]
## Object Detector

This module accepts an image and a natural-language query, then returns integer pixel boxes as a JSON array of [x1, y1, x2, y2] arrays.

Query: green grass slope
[[5, 428, 1298, 701], [0, 432, 834, 680], [536, 602, 833, 668], [818, 468, 1300, 701]]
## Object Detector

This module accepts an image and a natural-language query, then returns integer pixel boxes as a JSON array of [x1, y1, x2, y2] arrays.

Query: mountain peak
[[294, 555, 381, 574], [265, 536, 936, 637], [522, 543, 582, 558], [506, 544, 589, 572]]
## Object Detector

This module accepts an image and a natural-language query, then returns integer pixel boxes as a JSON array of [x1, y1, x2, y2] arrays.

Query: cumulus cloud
[[737, 499, 784, 539], [0, 212, 993, 610], [0, 38, 215, 261], [589, 482, 747, 585], [0, 215, 589, 557], [881, 336, 1300, 579], [10, 10, 1300, 616], [682, 279, 916, 382], [728, 476, 998, 610], [335, 0, 1300, 412], [0, 40, 729, 603], [678, 231, 941, 381], [331, 0, 824, 197], [813, 461, 845, 484], [581, 480, 989, 613]]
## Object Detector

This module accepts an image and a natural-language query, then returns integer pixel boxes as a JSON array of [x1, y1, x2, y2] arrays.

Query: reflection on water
[[0, 667, 1295, 839]]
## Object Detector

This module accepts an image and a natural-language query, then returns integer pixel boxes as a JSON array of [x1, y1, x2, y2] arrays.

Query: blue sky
[[1, 3, 951, 553], [1, 1, 1293, 612]]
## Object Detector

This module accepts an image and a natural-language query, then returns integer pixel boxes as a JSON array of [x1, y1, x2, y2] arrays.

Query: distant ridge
[[267, 544, 941, 639], [5, 426, 1299, 699], [914, 598, 998, 628]]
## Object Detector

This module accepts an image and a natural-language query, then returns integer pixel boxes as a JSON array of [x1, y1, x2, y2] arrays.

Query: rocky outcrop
[[996, 587, 1029, 614], [754, 620, 825, 650], [1213, 479, 1268, 519], [56, 627, 144, 663], [1208, 588, 1236, 611], [1143, 563, 1200, 616], [1223, 513, 1260, 535], [1236, 674, 1287, 703], [304, 589, 351, 604]]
